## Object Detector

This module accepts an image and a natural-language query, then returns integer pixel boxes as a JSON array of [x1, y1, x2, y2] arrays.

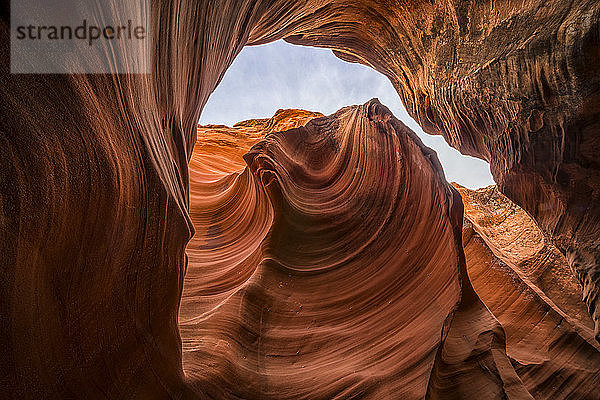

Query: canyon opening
[[199, 40, 495, 189]]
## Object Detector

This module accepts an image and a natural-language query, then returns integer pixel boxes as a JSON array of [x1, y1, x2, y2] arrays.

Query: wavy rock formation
[[192, 109, 324, 179], [2, 1, 600, 398], [180, 108, 600, 399], [458, 185, 600, 399], [181, 102, 533, 399], [272, 1, 600, 336], [190, 0, 600, 338], [182, 109, 321, 323]]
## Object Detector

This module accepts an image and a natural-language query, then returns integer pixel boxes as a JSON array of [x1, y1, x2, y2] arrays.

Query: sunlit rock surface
[[180, 108, 600, 399], [2, 1, 600, 398], [182, 102, 532, 399], [458, 184, 600, 399]]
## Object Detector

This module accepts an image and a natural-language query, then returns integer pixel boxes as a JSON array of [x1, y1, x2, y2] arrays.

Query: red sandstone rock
[[181, 103, 533, 399], [458, 185, 600, 399], [2, 1, 600, 398]]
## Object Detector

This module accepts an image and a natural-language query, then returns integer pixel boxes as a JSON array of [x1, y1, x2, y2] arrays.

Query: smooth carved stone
[[458, 184, 600, 399], [2, 0, 600, 398], [182, 102, 533, 399]]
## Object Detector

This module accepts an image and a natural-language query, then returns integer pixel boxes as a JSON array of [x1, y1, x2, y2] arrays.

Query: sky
[[199, 40, 494, 189]]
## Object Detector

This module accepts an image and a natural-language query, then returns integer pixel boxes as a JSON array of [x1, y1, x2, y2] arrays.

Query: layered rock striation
[[1, 1, 600, 398], [178, 107, 600, 399], [182, 102, 532, 399], [458, 184, 600, 399]]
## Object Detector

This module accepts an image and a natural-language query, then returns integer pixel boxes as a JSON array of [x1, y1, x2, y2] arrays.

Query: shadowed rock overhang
[[1, 1, 599, 398]]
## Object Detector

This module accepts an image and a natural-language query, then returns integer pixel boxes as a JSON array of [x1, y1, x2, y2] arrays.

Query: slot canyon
[[1, 1, 599, 399]]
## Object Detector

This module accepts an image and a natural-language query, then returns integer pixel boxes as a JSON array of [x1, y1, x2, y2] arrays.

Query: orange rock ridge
[[179, 108, 600, 398], [458, 184, 600, 399], [179, 104, 600, 399], [2, 1, 600, 398]]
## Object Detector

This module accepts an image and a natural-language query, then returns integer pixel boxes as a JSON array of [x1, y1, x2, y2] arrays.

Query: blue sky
[[200, 41, 494, 189]]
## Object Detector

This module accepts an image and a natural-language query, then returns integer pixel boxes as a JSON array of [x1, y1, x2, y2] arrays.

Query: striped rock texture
[[1, 1, 599, 398], [183, 102, 533, 399], [458, 184, 600, 399]]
